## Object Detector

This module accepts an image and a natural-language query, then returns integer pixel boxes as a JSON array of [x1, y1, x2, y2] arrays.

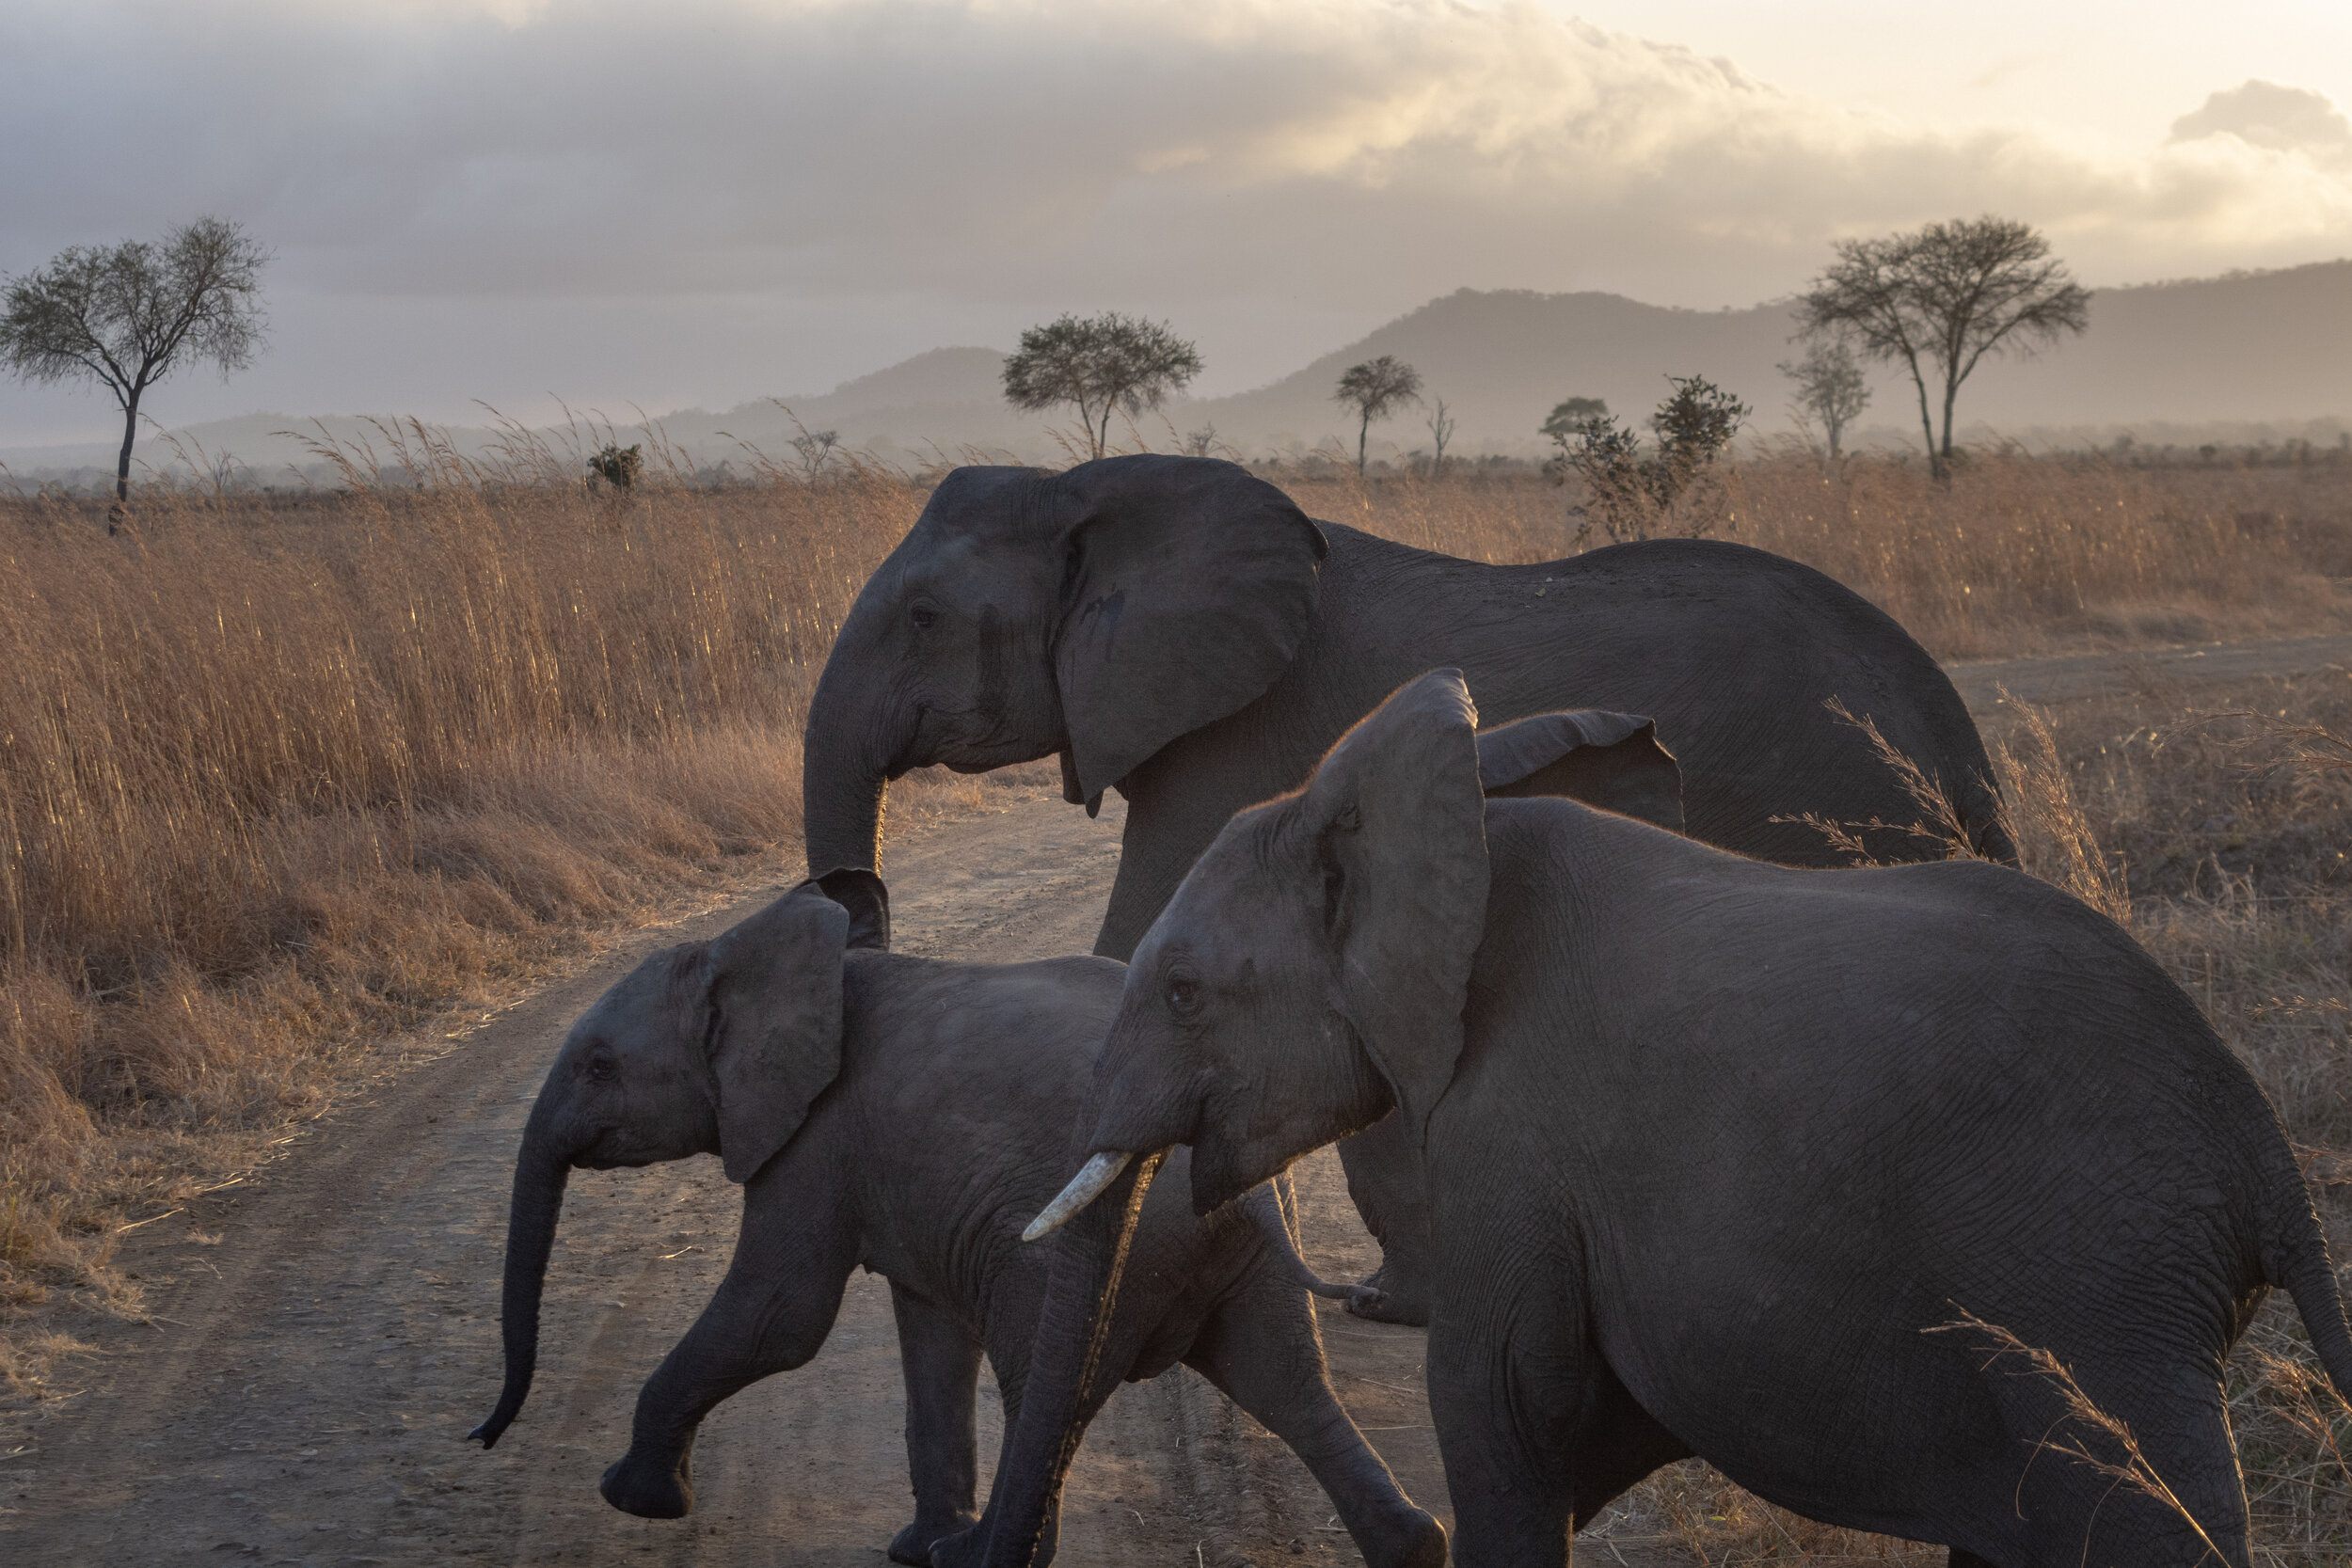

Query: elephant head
[[469, 870, 888, 1449], [802, 454, 1327, 879], [965, 678, 1671, 1568]]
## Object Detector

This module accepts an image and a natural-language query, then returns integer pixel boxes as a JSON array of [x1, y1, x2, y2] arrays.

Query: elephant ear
[[1301, 669, 1490, 1143], [1052, 455, 1327, 804], [1478, 710, 1685, 832], [814, 866, 890, 951], [699, 883, 850, 1183]]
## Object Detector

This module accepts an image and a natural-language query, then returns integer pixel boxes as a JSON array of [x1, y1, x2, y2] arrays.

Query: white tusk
[[1023, 1150, 1135, 1243]]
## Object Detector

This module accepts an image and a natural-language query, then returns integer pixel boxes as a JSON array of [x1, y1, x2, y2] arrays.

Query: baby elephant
[[1036, 670, 2352, 1568], [468, 871, 1442, 1568]]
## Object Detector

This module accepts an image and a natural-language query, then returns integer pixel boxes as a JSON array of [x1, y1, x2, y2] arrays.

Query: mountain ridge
[[7, 261, 2348, 479]]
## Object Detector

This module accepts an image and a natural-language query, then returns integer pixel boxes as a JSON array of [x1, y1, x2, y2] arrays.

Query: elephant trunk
[[959, 1150, 1164, 1568], [469, 1107, 575, 1449], [802, 625, 916, 879]]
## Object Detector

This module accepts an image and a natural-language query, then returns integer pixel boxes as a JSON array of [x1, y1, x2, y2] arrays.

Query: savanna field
[[7, 435, 2352, 1562]]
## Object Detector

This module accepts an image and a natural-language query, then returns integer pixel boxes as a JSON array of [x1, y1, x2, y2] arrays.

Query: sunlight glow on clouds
[[1, 0, 2348, 431]]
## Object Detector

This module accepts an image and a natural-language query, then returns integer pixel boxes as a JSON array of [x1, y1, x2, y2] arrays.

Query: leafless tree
[[1333, 355, 1422, 475], [1003, 312, 1202, 460], [1777, 338, 1872, 459], [0, 216, 270, 509], [1423, 394, 1455, 474], [1797, 215, 2088, 479], [791, 428, 840, 476]]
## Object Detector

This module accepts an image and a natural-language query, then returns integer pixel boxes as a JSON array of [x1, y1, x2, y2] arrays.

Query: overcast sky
[[5, 0, 2350, 445]]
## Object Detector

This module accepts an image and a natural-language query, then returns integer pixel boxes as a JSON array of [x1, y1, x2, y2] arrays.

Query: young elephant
[[1020, 671, 2352, 1568], [468, 872, 1442, 1568]]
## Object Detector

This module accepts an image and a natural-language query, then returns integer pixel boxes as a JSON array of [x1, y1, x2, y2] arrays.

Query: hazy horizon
[[7, 0, 2352, 446]]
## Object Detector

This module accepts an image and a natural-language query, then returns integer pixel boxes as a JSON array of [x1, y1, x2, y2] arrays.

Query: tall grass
[[1286, 448, 2352, 657], [7, 439, 2352, 1560], [0, 446, 927, 1316]]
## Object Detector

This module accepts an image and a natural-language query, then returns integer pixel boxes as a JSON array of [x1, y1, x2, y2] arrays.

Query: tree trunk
[[114, 388, 142, 511], [1357, 415, 1369, 476], [1905, 356, 1941, 481]]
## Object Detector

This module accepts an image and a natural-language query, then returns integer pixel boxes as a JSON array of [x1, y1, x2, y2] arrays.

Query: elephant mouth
[[571, 1128, 658, 1171]]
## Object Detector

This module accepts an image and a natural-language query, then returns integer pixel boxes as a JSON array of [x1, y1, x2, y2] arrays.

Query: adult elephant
[[803, 453, 2010, 1320], [1015, 672, 2352, 1568]]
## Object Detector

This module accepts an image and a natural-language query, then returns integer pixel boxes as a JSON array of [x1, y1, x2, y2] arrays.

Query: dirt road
[[5, 791, 1525, 1568], [18, 628, 2351, 1568]]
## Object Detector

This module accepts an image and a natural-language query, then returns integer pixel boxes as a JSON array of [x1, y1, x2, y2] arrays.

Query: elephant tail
[[2259, 1143, 2352, 1404]]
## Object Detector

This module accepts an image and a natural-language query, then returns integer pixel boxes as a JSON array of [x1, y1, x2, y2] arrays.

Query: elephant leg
[[888, 1283, 987, 1567], [600, 1234, 853, 1519], [1336, 1111, 1437, 1326], [1184, 1270, 1447, 1568], [1977, 1354, 2249, 1568], [1947, 1553, 2002, 1568], [1564, 1359, 1691, 1528], [1423, 1285, 1583, 1568]]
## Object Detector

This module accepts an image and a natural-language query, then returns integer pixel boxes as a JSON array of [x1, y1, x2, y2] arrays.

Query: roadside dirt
[[2, 791, 1512, 1568], [16, 628, 2352, 1568]]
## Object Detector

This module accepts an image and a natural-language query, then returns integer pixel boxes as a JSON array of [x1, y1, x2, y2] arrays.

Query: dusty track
[[16, 629, 2352, 1567], [5, 793, 1491, 1568]]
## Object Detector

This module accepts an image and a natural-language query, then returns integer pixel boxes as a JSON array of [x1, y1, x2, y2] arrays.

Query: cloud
[[2171, 80, 2352, 160], [1, 0, 2348, 429]]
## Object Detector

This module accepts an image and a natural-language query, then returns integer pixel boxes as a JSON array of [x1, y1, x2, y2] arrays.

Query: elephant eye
[[586, 1054, 617, 1083], [1166, 975, 1200, 1016], [909, 602, 938, 630]]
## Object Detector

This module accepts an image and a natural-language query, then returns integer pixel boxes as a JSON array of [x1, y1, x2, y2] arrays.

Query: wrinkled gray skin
[[803, 452, 2011, 1324], [1035, 670, 2352, 1568], [468, 872, 1442, 1568]]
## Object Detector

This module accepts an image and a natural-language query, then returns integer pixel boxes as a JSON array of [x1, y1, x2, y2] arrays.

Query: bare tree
[[1002, 312, 1202, 460], [791, 428, 840, 477], [1797, 215, 2088, 479], [1333, 355, 1422, 475], [0, 216, 270, 509], [1423, 394, 1455, 474], [1777, 338, 1871, 459]]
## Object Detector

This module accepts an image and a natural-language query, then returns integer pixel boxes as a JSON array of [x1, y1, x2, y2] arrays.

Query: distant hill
[[6, 262, 2348, 481], [1189, 261, 2352, 455]]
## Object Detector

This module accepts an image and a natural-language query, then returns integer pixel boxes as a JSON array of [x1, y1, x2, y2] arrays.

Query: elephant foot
[[889, 1511, 980, 1566], [599, 1446, 694, 1519], [1363, 1509, 1448, 1568], [1344, 1259, 1431, 1327]]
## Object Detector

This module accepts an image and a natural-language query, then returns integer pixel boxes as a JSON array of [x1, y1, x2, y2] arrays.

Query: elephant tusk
[[1023, 1149, 1135, 1242]]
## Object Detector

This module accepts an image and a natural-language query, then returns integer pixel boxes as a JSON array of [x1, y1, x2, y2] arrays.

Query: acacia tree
[[1797, 215, 2087, 479], [1333, 355, 1422, 474], [1540, 396, 1610, 445], [0, 216, 270, 507], [1002, 312, 1202, 460], [1776, 338, 1871, 459]]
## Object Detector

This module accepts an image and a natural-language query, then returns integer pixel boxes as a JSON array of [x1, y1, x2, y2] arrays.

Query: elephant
[[1012, 669, 2352, 1568], [467, 871, 1444, 1568], [801, 451, 2011, 1323]]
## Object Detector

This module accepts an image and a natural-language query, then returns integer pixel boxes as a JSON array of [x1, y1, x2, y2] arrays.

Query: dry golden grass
[[6, 440, 2352, 1560], [1284, 448, 2352, 658], [0, 437, 956, 1340]]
